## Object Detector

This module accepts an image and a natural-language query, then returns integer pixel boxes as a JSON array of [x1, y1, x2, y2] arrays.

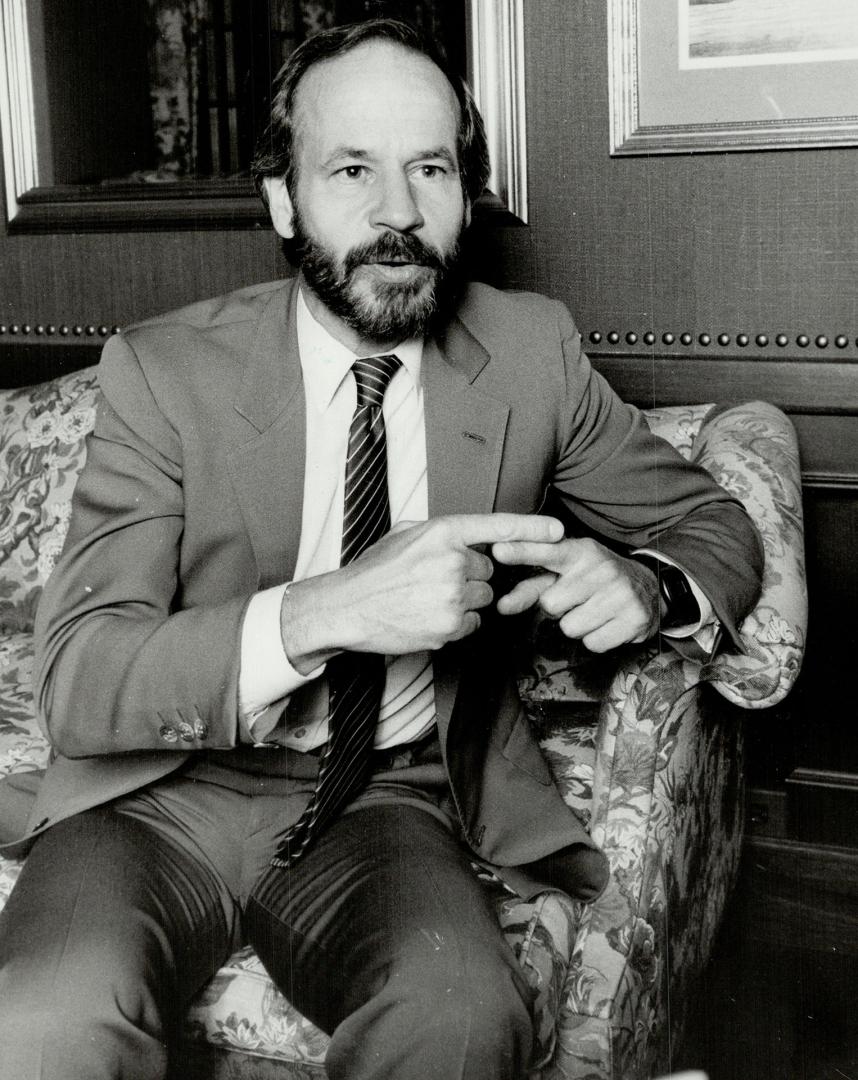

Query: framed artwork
[[609, 0, 858, 154]]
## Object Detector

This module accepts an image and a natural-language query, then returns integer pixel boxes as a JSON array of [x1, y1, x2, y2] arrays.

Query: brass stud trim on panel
[[0, 323, 119, 337], [587, 330, 856, 351]]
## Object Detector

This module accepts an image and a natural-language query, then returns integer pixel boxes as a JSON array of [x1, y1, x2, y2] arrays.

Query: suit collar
[[233, 276, 302, 433], [423, 315, 508, 520]]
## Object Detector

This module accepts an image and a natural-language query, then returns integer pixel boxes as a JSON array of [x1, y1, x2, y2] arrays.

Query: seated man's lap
[[0, 767, 535, 1076], [247, 802, 533, 1036]]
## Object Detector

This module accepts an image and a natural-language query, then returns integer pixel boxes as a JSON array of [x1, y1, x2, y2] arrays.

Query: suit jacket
[[17, 277, 762, 900]]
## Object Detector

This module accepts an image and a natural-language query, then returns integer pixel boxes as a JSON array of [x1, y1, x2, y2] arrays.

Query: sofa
[[0, 364, 806, 1079]]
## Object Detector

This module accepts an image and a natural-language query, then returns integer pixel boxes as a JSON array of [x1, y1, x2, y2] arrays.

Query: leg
[[246, 804, 535, 1080], [0, 808, 235, 1080]]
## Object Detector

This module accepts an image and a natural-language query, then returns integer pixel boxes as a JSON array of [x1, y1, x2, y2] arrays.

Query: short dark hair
[[251, 18, 490, 206]]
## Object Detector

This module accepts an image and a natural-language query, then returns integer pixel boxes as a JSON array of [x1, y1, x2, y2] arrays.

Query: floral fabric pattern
[[0, 373, 805, 1080], [0, 369, 98, 633]]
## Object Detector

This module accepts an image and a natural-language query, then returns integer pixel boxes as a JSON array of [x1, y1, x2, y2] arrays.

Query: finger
[[445, 513, 564, 549], [463, 580, 495, 611], [537, 574, 592, 618], [554, 592, 613, 640], [558, 597, 649, 649], [491, 539, 573, 570], [496, 572, 557, 615], [446, 610, 481, 642], [464, 548, 495, 582], [580, 620, 649, 654]]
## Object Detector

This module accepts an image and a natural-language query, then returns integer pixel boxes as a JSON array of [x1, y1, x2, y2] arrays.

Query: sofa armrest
[[544, 646, 743, 1078], [690, 401, 807, 708]]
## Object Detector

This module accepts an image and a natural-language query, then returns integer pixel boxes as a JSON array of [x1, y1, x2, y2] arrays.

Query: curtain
[[141, 1, 460, 180]]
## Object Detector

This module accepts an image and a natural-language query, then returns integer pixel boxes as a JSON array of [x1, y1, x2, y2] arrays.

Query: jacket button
[[159, 724, 178, 743], [473, 825, 486, 847], [34, 817, 50, 830], [178, 721, 195, 742], [193, 718, 209, 740]]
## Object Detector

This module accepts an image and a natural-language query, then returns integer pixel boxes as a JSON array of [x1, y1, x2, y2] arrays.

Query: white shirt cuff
[[238, 583, 325, 742]]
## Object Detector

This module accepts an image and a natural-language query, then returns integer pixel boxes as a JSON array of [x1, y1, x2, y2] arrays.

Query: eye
[[416, 164, 446, 179], [337, 164, 369, 181]]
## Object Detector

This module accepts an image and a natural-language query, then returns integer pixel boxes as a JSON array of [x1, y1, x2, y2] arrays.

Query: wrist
[[279, 579, 342, 674], [631, 555, 700, 631]]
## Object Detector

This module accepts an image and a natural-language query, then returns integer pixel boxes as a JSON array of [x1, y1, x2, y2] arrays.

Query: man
[[0, 18, 762, 1080]]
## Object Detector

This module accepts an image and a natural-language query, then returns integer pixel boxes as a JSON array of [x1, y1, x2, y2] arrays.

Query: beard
[[291, 208, 465, 342]]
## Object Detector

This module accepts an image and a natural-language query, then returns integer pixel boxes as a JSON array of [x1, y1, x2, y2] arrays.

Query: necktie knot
[[352, 354, 401, 408]]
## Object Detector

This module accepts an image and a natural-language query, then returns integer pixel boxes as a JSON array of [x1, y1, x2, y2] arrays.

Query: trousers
[[0, 764, 535, 1080]]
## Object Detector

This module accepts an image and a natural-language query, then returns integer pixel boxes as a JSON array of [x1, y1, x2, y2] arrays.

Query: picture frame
[[609, 0, 858, 155], [0, 0, 527, 231]]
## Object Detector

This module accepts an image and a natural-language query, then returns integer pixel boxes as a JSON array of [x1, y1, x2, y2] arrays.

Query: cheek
[[421, 190, 467, 243]]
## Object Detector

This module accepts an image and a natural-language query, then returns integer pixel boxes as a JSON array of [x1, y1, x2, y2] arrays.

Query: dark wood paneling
[[520, 2, 858, 342], [590, 352, 858, 418], [679, 836, 858, 1080], [0, 342, 99, 387]]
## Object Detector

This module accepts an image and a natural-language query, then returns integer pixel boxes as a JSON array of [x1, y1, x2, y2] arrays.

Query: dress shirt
[[238, 289, 716, 748]]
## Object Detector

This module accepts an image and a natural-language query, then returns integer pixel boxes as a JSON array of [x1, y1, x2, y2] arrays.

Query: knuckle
[[540, 592, 565, 617]]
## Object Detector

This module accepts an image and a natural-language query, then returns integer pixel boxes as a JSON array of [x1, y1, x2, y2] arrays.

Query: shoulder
[[447, 280, 583, 369], [97, 278, 295, 426], [453, 282, 578, 352], [99, 278, 293, 387], [118, 278, 292, 355]]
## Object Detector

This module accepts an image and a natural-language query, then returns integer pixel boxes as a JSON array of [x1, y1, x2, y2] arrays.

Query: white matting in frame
[[609, 0, 858, 154]]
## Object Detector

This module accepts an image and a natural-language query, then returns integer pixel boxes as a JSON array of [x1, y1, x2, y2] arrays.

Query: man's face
[[265, 41, 470, 350]]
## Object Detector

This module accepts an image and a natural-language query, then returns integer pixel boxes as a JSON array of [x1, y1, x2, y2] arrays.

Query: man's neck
[[299, 279, 402, 357]]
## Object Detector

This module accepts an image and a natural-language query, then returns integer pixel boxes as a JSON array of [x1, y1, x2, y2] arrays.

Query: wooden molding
[[589, 351, 858, 416]]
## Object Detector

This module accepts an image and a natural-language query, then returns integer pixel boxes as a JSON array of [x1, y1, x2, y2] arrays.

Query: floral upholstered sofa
[[0, 364, 806, 1079]]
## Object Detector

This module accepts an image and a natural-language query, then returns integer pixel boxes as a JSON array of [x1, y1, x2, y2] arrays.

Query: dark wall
[[479, 2, 858, 348]]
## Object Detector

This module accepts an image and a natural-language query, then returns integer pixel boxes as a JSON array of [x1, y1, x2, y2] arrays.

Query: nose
[[370, 170, 424, 233]]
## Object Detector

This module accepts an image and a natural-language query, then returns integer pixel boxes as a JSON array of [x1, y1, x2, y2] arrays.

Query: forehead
[[292, 40, 461, 159]]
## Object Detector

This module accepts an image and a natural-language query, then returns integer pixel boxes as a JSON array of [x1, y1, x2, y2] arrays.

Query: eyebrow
[[322, 146, 459, 168]]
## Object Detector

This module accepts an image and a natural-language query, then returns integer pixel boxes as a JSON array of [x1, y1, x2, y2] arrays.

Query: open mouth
[[362, 261, 428, 281]]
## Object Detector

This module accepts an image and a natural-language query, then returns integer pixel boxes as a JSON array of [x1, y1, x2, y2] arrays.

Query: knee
[[417, 959, 534, 1059], [0, 962, 169, 1080], [326, 963, 534, 1080], [374, 937, 534, 1071]]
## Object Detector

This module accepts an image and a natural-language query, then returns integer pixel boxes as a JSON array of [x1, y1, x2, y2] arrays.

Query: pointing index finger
[[450, 513, 564, 548]]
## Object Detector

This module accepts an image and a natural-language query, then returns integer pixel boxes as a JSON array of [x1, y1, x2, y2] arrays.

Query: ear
[[263, 177, 296, 239]]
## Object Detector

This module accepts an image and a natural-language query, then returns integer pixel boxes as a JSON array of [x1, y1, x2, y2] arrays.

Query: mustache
[[342, 232, 445, 274]]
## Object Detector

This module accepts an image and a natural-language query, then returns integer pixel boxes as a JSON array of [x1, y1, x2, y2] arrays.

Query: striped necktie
[[271, 354, 401, 868]]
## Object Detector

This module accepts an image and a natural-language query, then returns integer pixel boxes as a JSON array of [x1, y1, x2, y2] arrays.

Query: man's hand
[[281, 513, 564, 672], [492, 536, 664, 653]]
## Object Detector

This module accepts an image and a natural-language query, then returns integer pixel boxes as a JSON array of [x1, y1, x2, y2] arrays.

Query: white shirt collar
[[296, 286, 423, 412]]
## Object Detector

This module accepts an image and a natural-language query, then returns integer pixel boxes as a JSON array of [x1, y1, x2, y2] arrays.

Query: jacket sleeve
[[548, 305, 764, 651], [33, 335, 249, 758]]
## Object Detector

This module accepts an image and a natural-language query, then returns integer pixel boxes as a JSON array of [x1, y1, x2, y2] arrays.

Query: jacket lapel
[[424, 316, 510, 736], [228, 279, 307, 588]]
